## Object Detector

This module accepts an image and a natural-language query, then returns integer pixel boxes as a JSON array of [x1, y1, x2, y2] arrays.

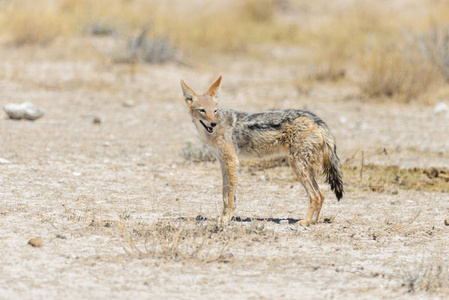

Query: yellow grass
[[1, 1, 68, 45], [0, 0, 298, 53], [359, 44, 437, 102], [303, 0, 449, 100], [2, 0, 449, 101]]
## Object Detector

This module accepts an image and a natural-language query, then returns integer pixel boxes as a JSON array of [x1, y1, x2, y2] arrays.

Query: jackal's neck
[[193, 110, 229, 146]]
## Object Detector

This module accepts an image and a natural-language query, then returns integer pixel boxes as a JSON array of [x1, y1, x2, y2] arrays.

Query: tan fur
[[181, 77, 343, 225]]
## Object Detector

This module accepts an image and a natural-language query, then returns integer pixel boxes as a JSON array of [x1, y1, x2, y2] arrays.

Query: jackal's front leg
[[219, 142, 238, 223], [220, 160, 229, 215]]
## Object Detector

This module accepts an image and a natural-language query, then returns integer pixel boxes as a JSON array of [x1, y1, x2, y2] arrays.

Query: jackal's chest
[[195, 124, 214, 144]]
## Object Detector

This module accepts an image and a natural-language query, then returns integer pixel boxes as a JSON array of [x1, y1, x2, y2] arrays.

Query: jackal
[[181, 76, 343, 225]]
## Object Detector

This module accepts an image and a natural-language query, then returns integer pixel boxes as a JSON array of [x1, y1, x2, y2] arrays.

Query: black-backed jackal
[[181, 76, 343, 226]]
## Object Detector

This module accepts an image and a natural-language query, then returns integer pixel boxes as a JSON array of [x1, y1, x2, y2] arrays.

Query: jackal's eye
[[214, 109, 217, 114], [198, 108, 206, 113]]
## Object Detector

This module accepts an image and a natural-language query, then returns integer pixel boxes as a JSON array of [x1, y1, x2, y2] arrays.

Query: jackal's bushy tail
[[322, 131, 344, 201]]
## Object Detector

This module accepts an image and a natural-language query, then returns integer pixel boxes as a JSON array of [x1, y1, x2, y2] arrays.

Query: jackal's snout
[[199, 120, 215, 133]]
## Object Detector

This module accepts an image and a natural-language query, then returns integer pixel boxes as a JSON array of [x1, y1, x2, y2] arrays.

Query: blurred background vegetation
[[1, 0, 449, 103]]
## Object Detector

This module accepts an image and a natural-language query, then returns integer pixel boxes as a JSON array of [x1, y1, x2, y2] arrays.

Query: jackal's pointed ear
[[181, 79, 197, 106], [206, 76, 222, 103]]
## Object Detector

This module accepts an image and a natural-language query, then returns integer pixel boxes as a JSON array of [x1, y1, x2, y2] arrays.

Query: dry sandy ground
[[1, 41, 449, 299]]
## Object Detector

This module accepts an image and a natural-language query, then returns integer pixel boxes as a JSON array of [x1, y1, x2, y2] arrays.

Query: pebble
[[445, 219, 449, 226], [28, 238, 43, 247], [123, 100, 135, 107], [93, 116, 102, 124], [434, 102, 448, 115], [0, 158, 11, 164]]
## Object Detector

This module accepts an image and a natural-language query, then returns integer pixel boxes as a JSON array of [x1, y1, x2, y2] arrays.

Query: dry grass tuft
[[343, 162, 449, 193], [241, 0, 277, 24], [118, 218, 235, 263], [118, 217, 277, 263], [181, 142, 216, 163], [400, 260, 448, 293], [359, 43, 436, 102], [312, 65, 346, 82], [2, 1, 67, 45], [112, 25, 178, 65], [419, 25, 449, 82]]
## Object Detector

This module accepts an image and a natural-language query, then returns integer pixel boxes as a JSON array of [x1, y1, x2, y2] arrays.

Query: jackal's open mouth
[[200, 120, 214, 133]]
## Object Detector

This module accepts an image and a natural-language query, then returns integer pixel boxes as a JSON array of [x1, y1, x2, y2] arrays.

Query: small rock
[[0, 158, 11, 164], [24, 108, 44, 120], [445, 219, 449, 226], [339, 116, 347, 124], [323, 217, 334, 223], [3, 102, 44, 120], [434, 102, 448, 115], [93, 116, 102, 124], [28, 238, 43, 247], [123, 100, 135, 107]]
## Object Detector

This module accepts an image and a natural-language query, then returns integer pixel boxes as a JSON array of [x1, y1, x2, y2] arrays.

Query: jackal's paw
[[298, 220, 311, 227], [219, 214, 231, 224]]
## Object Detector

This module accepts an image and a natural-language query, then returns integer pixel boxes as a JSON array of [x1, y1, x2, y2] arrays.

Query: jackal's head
[[180, 76, 222, 134]]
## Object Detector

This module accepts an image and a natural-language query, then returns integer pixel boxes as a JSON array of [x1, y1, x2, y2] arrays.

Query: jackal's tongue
[[205, 125, 213, 133]]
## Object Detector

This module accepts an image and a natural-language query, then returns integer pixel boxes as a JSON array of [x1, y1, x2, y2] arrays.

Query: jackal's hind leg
[[289, 157, 321, 226], [311, 176, 325, 224]]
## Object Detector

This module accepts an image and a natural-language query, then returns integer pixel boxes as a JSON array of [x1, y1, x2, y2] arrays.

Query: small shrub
[[113, 26, 177, 64], [313, 65, 346, 82], [139, 37, 177, 64], [359, 43, 435, 101], [89, 21, 116, 36], [119, 219, 234, 263], [400, 261, 448, 293], [418, 25, 449, 81], [181, 142, 216, 163]]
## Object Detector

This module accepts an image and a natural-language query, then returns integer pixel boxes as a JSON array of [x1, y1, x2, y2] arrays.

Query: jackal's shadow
[[179, 215, 301, 225]]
